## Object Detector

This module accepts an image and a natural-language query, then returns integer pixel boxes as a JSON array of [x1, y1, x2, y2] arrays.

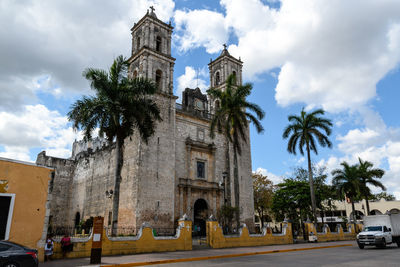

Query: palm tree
[[282, 108, 332, 223], [208, 74, 265, 229], [68, 55, 161, 235], [357, 158, 385, 215], [331, 162, 360, 223]]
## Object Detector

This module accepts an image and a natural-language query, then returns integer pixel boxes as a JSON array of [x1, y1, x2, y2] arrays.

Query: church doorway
[[193, 199, 208, 237]]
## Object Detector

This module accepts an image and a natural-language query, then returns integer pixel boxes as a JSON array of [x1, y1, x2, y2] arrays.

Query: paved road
[[157, 243, 400, 267], [41, 241, 400, 267]]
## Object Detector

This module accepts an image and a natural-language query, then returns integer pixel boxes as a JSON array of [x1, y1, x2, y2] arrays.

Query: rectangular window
[[0, 194, 15, 240], [196, 161, 205, 179]]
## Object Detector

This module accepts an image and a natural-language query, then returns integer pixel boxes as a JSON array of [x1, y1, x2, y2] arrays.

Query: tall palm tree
[[331, 162, 361, 223], [357, 158, 385, 215], [208, 74, 265, 229], [282, 108, 332, 223], [68, 55, 161, 235]]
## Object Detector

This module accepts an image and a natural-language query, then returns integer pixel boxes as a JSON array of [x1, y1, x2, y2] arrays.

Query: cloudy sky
[[1, 0, 400, 198]]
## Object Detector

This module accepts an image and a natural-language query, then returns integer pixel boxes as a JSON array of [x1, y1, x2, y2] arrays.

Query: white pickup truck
[[356, 214, 400, 249]]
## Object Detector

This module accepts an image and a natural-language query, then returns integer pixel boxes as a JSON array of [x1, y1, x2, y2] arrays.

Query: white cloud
[[318, 108, 400, 198], [0, 0, 175, 111], [174, 0, 400, 113], [254, 167, 283, 185], [174, 9, 228, 54], [176, 66, 209, 100], [0, 104, 81, 161]]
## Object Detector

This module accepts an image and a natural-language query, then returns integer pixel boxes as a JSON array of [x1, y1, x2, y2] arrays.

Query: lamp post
[[222, 171, 228, 204]]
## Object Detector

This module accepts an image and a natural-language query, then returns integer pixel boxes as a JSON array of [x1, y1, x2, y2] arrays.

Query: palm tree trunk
[[306, 142, 317, 224], [365, 194, 370, 215], [233, 146, 240, 231], [225, 138, 231, 206], [111, 137, 124, 236], [351, 199, 357, 231]]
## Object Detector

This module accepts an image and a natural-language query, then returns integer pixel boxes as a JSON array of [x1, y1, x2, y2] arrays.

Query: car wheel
[[381, 238, 386, 248], [358, 243, 364, 249], [4, 262, 19, 267]]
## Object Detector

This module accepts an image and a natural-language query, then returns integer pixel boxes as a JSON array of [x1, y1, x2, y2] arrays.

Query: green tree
[[217, 204, 239, 234], [272, 178, 311, 222], [369, 192, 395, 201], [208, 74, 264, 229], [357, 158, 385, 215], [68, 55, 161, 235], [331, 162, 361, 223], [282, 108, 332, 223], [253, 172, 274, 228]]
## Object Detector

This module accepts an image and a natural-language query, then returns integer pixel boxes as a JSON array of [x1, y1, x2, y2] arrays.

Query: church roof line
[[130, 10, 173, 33], [208, 45, 243, 66]]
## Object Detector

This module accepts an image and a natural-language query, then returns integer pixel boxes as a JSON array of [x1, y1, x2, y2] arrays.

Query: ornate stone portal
[[36, 9, 255, 233]]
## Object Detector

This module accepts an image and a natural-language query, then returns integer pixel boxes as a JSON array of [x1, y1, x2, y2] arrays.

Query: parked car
[[0, 241, 38, 267]]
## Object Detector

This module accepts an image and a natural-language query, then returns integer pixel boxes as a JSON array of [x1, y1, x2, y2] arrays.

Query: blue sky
[[1, 0, 400, 198]]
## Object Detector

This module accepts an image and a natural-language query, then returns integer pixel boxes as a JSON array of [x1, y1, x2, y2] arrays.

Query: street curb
[[101, 244, 353, 267]]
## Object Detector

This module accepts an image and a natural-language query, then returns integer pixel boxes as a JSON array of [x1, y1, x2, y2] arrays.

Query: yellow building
[[0, 157, 54, 262]]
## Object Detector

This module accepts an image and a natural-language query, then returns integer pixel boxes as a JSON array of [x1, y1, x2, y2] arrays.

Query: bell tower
[[208, 44, 243, 113], [128, 7, 175, 94]]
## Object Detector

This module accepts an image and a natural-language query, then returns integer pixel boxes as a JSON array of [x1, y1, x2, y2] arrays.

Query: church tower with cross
[[128, 6, 175, 94], [208, 44, 243, 114], [37, 8, 255, 235]]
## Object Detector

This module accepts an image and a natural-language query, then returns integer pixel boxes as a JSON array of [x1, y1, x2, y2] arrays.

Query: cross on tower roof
[[223, 44, 227, 50], [150, 6, 155, 12]]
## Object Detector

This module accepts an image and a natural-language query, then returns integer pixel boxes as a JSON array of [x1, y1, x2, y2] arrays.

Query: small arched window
[[133, 70, 138, 79], [137, 37, 141, 51], [156, 70, 162, 90], [215, 71, 220, 86], [156, 36, 162, 52], [74, 212, 80, 227], [232, 71, 237, 85], [215, 100, 220, 110]]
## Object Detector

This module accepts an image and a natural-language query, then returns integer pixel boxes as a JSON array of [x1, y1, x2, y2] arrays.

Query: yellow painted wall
[[0, 158, 53, 261], [207, 221, 293, 248], [305, 223, 359, 242], [51, 220, 192, 259]]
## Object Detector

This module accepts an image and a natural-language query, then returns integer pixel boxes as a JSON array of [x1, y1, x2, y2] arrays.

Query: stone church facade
[[36, 10, 255, 233]]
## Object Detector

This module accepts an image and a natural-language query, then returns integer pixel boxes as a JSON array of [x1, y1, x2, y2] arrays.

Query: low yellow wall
[[51, 220, 192, 259], [206, 221, 293, 248], [304, 223, 359, 242]]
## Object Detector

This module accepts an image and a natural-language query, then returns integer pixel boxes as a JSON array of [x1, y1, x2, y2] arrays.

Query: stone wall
[[36, 151, 75, 227]]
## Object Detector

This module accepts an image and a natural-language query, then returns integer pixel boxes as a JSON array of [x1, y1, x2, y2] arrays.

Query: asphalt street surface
[[157, 243, 400, 267]]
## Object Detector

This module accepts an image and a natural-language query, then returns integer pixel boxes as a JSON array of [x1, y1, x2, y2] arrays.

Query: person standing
[[44, 238, 54, 261], [60, 234, 72, 258]]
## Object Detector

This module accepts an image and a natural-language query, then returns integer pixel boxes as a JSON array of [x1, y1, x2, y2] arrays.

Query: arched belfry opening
[[156, 36, 162, 52], [193, 199, 208, 237], [215, 71, 220, 86]]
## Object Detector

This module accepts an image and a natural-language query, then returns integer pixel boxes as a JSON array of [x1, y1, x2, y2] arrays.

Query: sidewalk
[[41, 240, 356, 267]]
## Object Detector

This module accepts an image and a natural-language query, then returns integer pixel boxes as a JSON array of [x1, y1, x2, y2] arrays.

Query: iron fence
[[105, 227, 177, 237], [47, 226, 91, 239]]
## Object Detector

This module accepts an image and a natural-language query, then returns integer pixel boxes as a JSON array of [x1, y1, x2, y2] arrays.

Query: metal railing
[[47, 226, 91, 239], [105, 227, 177, 237]]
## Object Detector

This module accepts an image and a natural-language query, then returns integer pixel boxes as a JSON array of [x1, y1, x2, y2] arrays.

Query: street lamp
[[222, 171, 228, 204]]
